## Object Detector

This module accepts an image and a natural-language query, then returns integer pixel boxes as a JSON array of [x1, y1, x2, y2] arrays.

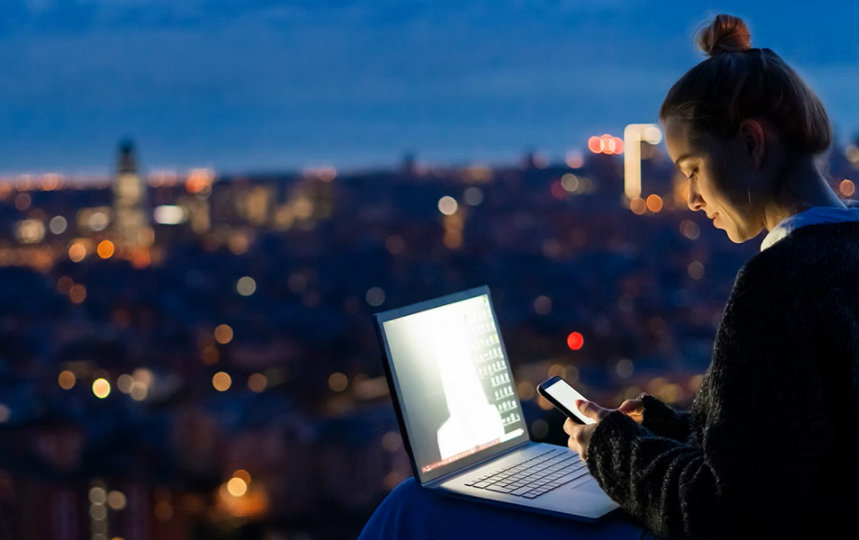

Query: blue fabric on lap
[[359, 477, 654, 540]]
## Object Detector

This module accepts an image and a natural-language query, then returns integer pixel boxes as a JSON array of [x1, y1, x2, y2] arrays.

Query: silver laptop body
[[374, 285, 619, 522]]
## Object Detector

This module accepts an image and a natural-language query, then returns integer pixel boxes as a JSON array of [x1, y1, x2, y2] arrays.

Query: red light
[[550, 180, 566, 200], [614, 137, 624, 154], [587, 136, 602, 153], [566, 331, 584, 351]]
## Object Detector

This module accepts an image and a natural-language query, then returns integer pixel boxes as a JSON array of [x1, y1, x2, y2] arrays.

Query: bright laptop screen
[[378, 288, 528, 482]]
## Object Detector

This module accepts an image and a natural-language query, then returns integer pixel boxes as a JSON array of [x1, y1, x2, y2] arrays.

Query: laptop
[[374, 285, 619, 522]]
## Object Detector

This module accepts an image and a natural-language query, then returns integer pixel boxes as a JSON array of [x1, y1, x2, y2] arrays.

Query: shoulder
[[739, 221, 859, 291]]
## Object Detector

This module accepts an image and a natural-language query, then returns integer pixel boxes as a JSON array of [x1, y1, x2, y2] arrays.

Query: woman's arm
[[638, 394, 693, 441], [584, 255, 831, 538]]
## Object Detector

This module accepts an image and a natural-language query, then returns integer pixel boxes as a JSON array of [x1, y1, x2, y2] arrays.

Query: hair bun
[[697, 14, 751, 56]]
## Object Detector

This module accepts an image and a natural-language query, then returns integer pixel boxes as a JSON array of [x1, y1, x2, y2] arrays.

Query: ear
[[738, 118, 766, 169]]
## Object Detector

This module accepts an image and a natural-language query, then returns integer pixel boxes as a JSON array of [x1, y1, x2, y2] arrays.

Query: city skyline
[[2, 1, 859, 175]]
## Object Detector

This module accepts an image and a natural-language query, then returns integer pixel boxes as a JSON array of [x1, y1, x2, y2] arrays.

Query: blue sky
[[1, 0, 858, 175]]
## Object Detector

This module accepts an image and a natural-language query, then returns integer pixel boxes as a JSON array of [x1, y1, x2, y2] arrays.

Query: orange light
[[840, 179, 856, 197], [69, 284, 87, 304], [214, 324, 234, 344], [212, 371, 232, 392], [566, 331, 584, 351], [58, 370, 76, 390], [629, 197, 646, 215], [247, 373, 267, 393], [587, 136, 602, 154], [68, 242, 86, 262], [92, 378, 111, 399], [96, 239, 115, 259], [645, 194, 663, 213]]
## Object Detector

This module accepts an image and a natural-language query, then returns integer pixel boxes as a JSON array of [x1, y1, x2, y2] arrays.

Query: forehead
[[663, 117, 709, 165]]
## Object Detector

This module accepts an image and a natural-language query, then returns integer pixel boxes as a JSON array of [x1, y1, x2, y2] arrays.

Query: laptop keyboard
[[464, 447, 590, 499]]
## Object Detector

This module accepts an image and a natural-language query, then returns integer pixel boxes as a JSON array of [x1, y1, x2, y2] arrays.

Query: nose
[[686, 183, 704, 212]]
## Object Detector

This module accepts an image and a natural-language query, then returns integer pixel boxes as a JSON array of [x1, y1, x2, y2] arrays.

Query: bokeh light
[[58, 370, 76, 390], [214, 324, 234, 344], [212, 371, 232, 391], [92, 378, 111, 399], [566, 331, 584, 351]]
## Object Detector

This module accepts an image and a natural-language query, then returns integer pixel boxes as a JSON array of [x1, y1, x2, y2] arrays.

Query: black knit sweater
[[586, 221, 859, 539]]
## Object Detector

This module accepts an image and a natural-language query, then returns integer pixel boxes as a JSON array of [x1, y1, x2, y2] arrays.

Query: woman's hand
[[563, 395, 649, 461]]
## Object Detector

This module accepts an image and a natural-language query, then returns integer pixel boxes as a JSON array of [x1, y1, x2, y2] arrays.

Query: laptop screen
[[376, 286, 529, 483]]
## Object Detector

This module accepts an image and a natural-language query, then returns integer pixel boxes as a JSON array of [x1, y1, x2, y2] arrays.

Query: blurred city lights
[[212, 371, 232, 391], [328, 372, 348, 392], [561, 173, 580, 193], [623, 124, 662, 200], [107, 491, 127, 511], [588, 134, 624, 155], [533, 295, 552, 315], [645, 194, 663, 213], [92, 378, 111, 399], [840, 179, 856, 197], [365, 286, 385, 307], [69, 284, 87, 304], [0, 404, 9, 423], [565, 150, 584, 168], [117, 374, 133, 393], [688, 260, 705, 280], [629, 197, 646, 215], [437, 196, 458, 215], [463, 186, 484, 206], [233, 469, 252, 484], [566, 331, 584, 351], [214, 324, 234, 344], [69, 241, 87, 262], [153, 205, 188, 225], [58, 370, 76, 390], [616, 358, 634, 378], [516, 381, 535, 400], [547, 364, 566, 378], [14, 192, 31, 211], [237, 276, 257, 296], [385, 235, 405, 255], [227, 477, 248, 497], [48, 215, 68, 234], [680, 220, 700, 240], [96, 240, 115, 259], [248, 372, 267, 393], [15, 219, 45, 244]]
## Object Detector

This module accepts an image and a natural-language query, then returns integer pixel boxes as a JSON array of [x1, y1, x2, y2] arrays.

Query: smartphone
[[537, 375, 596, 425]]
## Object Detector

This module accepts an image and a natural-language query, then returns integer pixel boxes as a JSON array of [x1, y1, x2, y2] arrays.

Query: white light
[[237, 276, 257, 296], [643, 126, 663, 145], [49, 215, 68, 234], [437, 196, 458, 216], [153, 205, 188, 225], [88, 211, 110, 232]]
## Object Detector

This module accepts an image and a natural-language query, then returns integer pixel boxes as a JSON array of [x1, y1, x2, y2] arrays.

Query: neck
[[761, 154, 845, 231]]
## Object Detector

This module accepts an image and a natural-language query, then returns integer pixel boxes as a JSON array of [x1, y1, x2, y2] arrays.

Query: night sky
[[2, 0, 858, 175]]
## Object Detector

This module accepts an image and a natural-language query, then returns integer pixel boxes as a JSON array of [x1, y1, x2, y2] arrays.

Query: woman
[[359, 14, 859, 539], [566, 14, 859, 538]]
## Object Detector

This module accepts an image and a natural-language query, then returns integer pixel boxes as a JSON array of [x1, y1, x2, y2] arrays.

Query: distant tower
[[112, 140, 153, 252]]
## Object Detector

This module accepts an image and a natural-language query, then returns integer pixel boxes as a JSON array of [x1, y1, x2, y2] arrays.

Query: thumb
[[575, 399, 607, 420]]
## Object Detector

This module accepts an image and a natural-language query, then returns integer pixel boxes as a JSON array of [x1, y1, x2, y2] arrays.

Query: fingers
[[576, 399, 611, 421], [618, 399, 644, 414]]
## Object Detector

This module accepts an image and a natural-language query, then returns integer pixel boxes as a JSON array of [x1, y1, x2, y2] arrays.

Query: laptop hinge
[[424, 439, 534, 488]]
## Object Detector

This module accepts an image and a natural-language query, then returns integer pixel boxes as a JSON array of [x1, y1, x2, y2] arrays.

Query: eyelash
[[687, 168, 698, 181]]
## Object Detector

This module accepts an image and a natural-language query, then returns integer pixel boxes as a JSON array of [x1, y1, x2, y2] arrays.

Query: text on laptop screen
[[382, 294, 526, 474]]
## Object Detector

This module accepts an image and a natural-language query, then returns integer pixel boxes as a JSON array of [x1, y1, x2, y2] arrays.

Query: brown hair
[[660, 14, 831, 154]]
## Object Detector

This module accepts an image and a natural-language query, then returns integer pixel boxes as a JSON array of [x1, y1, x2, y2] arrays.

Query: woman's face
[[663, 117, 765, 243]]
